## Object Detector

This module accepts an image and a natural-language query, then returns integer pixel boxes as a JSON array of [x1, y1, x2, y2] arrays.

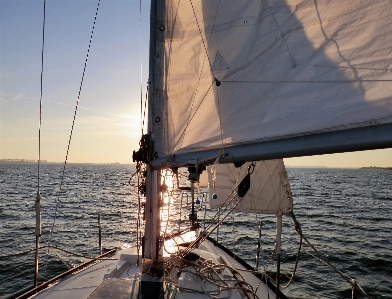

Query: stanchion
[[98, 213, 102, 255]]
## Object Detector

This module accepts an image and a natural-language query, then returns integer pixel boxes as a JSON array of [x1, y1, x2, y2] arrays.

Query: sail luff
[[147, 3, 154, 134]]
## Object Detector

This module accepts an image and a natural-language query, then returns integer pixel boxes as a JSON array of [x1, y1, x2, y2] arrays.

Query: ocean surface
[[0, 163, 391, 299]]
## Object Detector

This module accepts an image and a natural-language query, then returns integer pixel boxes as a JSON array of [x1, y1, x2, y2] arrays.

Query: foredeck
[[21, 231, 280, 299]]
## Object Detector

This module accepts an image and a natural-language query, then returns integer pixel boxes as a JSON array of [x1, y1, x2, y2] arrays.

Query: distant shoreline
[[285, 166, 327, 168], [0, 159, 133, 165], [361, 166, 392, 170]]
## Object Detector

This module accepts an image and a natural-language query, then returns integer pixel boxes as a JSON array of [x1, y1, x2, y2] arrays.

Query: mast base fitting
[[189, 213, 197, 222], [190, 222, 200, 231], [141, 258, 164, 277]]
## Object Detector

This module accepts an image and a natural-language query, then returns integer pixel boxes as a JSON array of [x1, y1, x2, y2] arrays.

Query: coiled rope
[[163, 257, 261, 299]]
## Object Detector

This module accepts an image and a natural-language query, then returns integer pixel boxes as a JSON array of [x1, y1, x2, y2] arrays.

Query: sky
[[1, 0, 391, 167], [1, 0, 149, 164]]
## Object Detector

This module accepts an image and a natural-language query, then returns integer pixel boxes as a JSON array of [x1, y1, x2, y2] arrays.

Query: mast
[[142, 0, 160, 261], [143, 167, 160, 259]]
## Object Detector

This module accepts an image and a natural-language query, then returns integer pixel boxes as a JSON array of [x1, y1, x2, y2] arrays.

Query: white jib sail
[[207, 159, 293, 215]]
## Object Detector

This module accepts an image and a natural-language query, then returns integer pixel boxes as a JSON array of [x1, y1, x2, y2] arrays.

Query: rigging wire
[[0, 268, 35, 284], [139, 0, 144, 134], [44, 0, 101, 276], [37, 0, 46, 197], [35, 0, 46, 286], [0, 247, 47, 260], [156, 168, 371, 298], [41, 236, 72, 271], [164, 179, 247, 270], [0, 244, 118, 261]]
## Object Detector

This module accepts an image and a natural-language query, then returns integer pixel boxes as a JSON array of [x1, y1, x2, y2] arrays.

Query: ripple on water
[[0, 165, 391, 299]]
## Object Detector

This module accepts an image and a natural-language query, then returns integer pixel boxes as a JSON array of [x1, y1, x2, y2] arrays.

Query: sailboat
[[14, 0, 392, 298]]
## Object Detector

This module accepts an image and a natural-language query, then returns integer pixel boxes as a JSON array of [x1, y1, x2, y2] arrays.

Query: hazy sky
[[1, 0, 391, 167]]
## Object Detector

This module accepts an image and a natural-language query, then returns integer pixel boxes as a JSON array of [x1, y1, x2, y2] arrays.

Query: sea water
[[0, 163, 391, 299]]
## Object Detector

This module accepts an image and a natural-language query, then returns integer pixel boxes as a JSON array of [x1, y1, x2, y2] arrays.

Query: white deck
[[27, 231, 277, 299]]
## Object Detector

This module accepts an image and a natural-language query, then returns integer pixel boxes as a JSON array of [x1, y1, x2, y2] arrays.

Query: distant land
[[286, 165, 327, 168], [361, 166, 392, 170], [0, 159, 124, 165], [0, 159, 49, 163]]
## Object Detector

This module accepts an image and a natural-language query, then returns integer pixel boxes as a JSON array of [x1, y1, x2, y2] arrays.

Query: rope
[[288, 210, 372, 299], [135, 161, 146, 266], [0, 268, 35, 284], [161, 170, 172, 250], [0, 246, 48, 259], [46, 245, 118, 261], [164, 257, 261, 299], [280, 234, 302, 289], [164, 181, 246, 270], [44, 0, 101, 275], [0, 244, 118, 262], [41, 236, 71, 270]]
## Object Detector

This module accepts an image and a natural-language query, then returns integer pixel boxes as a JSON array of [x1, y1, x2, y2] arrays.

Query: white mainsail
[[151, 0, 392, 166]]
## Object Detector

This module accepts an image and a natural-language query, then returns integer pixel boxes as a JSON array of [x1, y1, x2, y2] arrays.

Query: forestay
[[151, 0, 392, 163], [207, 159, 292, 214]]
